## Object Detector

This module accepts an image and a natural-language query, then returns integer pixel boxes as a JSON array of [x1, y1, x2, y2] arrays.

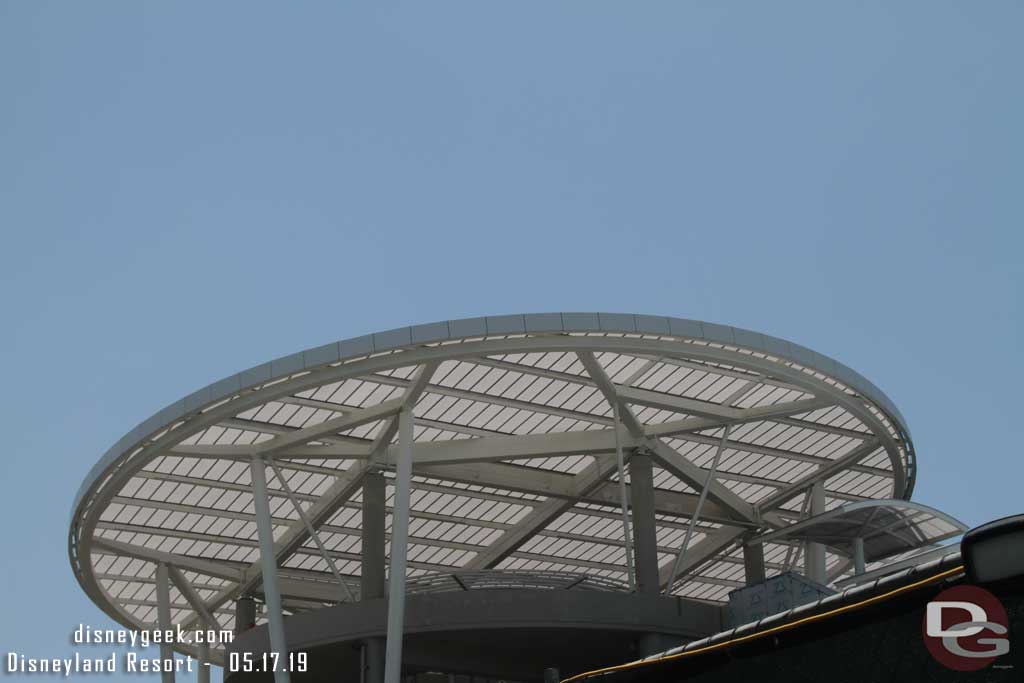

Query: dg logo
[[923, 584, 1010, 672]]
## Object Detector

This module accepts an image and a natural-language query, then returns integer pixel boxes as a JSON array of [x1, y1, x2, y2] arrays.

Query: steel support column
[[197, 642, 210, 683], [235, 595, 256, 635], [853, 537, 866, 576], [612, 405, 636, 591], [629, 452, 663, 657], [384, 409, 414, 683], [363, 469, 387, 683], [155, 562, 175, 683], [629, 453, 660, 595], [743, 542, 766, 586], [250, 456, 292, 683], [804, 481, 826, 584]]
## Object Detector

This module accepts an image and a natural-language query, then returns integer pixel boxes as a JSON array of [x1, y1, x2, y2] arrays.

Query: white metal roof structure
[[751, 499, 966, 566], [68, 313, 923, 670]]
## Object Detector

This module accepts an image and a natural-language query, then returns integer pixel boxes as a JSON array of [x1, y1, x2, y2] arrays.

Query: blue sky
[[1, 2, 1020, 680]]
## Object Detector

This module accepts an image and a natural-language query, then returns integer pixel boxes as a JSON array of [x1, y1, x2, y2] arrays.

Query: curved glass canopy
[[750, 499, 966, 565]]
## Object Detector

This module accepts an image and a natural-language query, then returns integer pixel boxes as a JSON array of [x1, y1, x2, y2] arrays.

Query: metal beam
[[92, 538, 243, 582], [269, 460, 356, 602], [116, 461, 775, 530], [775, 416, 872, 440], [171, 441, 370, 460], [632, 353, 809, 394], [396, 427, 628, 465], [94, 520, 487, 565], [659, 526, 746, 590], [576, 352, 645, 436], [664, 426, 733, 591], [756, 438, 882, 512], [578, 350, 672, 596], [619, 386, 831, 424], [650, 430, 890, 475], [575, 351, 791, 534], [646, 439, 757, 525], [384, 408, 414, 683], [255, 398, 406, 456], [174, 410, 887, 479], [612, 404, 636, 591], [96, 573, 228, 593], [465, 453, 628, 569], [279, 394, 503, 440], [369, 371, 615, 428], [251, 462, 370, 582], [370, 363, 439, 454], [155, 562, 176, 683], [250, 457, 291, 683], [166, 564, 224, 631]]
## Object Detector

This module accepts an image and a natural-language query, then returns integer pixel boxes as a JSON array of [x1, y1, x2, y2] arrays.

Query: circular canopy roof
[[69, 313, 916, 649]]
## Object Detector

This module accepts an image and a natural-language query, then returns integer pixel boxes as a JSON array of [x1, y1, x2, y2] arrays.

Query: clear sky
[[1, 2, 1021, 681]]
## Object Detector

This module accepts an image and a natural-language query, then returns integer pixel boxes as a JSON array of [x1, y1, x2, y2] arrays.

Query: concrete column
[[250, 456, 292, 683], [155, 562, 176, 683], [804, 481, 826, 584], [235, 595, 256, 635], [629, 453, 659, 595], [743, 542, 766, 585], [362, 469, 387, 683]]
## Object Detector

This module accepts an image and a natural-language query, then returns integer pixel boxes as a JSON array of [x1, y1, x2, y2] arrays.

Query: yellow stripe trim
[[563, 565, 964, 683]]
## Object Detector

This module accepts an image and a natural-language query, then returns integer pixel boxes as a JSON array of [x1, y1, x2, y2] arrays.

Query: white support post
[[384, 408, 414, 683], [804, 480, 827, 584], [664, 425, 731, 593], [155, 562, 176, 683], [853, 537, 866, 576], [250, 456, 292, 683], [612, 404, 636, 591]]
